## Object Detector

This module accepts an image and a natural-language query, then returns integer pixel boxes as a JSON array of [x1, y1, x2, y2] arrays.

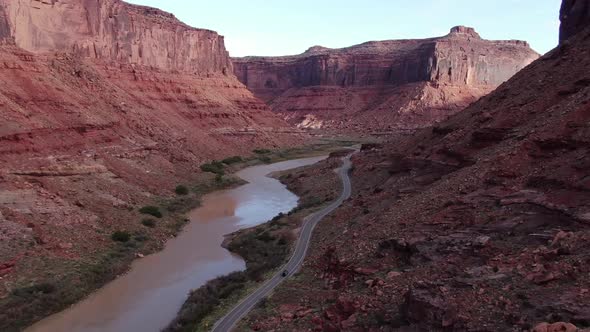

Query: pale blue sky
[[126, 0, 562, 56]]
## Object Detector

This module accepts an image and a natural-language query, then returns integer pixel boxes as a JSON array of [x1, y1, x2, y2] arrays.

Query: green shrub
[[200, 161, 225, 175], [271, 213, 285, 222], [222, 156, 243, 165], [253, 148, 271, 154], [174, 185, 189, 196], [165, 197, 200, 213], [139, 205, 162, 218], [111, 231, 131, 242], [259, 156, 272, 164], [256, 232, 275, 243], [141, 219, 156, 228], [12, 283, 56, 297]]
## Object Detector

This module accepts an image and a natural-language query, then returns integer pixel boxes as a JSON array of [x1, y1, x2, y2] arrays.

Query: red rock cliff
[[233, 27, 539, 131], [0, 0, 232, 74], [0, 3, 302, 327]]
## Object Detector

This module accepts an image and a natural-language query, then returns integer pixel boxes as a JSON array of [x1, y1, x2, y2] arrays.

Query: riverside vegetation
[[165, 152, 347, 332]]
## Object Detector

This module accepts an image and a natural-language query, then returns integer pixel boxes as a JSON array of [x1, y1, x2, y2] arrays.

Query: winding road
[[212, 153, 354, 332]]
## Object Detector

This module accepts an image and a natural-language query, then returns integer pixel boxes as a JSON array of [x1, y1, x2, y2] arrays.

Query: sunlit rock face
[[0, 0, 232, 74], [233, 26, 539, 131]]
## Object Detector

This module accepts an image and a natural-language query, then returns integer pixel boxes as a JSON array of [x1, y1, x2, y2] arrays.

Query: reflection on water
[[26, 156, 327, 332]]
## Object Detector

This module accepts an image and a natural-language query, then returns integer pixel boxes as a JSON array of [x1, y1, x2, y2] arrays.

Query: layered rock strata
[[234, 26, 539, 131]]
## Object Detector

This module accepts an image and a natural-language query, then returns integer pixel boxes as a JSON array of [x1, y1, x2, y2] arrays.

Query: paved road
[[212, 153, 354, 332]]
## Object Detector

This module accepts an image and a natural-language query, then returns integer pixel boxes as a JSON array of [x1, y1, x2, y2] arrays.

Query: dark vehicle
[[281, 270, 288, 277]]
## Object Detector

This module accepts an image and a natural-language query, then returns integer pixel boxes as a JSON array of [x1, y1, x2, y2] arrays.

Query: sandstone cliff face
[[0, 0, 231, 74], [233, 27, 539, 131], [560, 0, 590, 42]]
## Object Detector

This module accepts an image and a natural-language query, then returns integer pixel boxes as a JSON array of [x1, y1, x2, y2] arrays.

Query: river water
[[26, 155, 327, 332]]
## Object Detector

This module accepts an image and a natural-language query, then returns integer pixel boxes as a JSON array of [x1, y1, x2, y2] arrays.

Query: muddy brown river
[[26, 156, 327, 332]]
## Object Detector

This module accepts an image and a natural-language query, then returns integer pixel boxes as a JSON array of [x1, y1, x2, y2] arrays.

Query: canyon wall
[[233, 26, 539, 131], [560, 0, 590, 42], [1, 0, 231, 74], [0, 2, 302, 328]]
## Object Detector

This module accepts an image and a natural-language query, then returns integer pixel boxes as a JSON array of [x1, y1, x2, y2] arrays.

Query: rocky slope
[[233, 27, 539, 131], [241, 5, 590, 332], [0, 0, 302, 329]]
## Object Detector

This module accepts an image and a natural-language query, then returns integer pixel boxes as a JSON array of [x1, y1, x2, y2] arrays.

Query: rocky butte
[[233, 26, 539, 132], [0, 0, 302, 329]]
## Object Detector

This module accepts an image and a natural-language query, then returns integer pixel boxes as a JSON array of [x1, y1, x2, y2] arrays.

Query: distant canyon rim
[[233, 25, 539, 132]]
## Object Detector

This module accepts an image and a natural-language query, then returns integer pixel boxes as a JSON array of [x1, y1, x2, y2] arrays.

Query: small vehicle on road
[[281, 270, 288, 277]]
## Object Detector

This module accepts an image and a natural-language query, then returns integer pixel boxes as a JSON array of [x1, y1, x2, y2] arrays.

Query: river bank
[[10, 139, 359, 332], [165, 150, 350, 332]]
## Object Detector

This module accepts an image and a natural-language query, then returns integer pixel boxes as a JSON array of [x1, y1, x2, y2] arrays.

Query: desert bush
[[165, 197, 199, 213], [215, 174, 223, 183], [253, 148, 271, 154], [271, 213, 285, 222], [141, 219, 156, 228], [12, 283, 56, 297], [111, 231, 131, 243], [277, 237, 288, 246], [175, 185, 189, 196], [139, 205, 163, 218], [200, 161, 225, 175], [222, 156, 243, 165]]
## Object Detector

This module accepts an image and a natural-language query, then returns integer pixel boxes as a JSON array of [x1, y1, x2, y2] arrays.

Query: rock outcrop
[[560, 0, 590, 42], [1, 0, 231, 74], [233, 27, 539, 131]]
